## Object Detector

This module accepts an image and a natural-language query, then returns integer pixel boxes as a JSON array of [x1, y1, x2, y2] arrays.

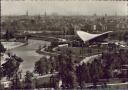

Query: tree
[[24, 71, 34, 89], [123, 31, 128, 42], [34, 57, 48, 75], [2, 55, 23, 79], [4, 30, 14, 41], [11, 73, 22, 89], [58, 51, 78, 89], [76, 63, 91, 88], [89, 59, 103, 88], [0, 42, 6, 53], [0, 67, 3, 80]]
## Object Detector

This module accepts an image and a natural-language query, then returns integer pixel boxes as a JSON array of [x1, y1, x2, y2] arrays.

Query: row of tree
[[34, 48, 128, 89], [1, 46, 127, 89]]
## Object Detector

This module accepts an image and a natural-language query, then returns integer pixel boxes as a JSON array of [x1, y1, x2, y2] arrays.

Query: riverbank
[[1, 39, 50, 73], [1, 42, 26, 50], [1, 41, 26, 65], [10, 39, 50, 73]]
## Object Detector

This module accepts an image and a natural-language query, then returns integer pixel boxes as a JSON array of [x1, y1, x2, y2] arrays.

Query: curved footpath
[[36, 47, 60, 56]]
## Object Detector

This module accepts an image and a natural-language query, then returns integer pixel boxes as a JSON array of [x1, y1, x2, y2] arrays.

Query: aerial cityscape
[[0, 0, 128, 89]]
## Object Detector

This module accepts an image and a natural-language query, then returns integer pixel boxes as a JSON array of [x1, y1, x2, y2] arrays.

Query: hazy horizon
[[1, 1, 127, 16]]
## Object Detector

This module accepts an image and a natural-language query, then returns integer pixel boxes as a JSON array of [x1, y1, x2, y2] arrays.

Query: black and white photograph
[[1, 0, 128, 89]]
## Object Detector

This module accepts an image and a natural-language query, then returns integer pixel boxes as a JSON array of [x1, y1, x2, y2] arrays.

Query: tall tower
[[115, 12, 117, 17], [26, 10, 28, 16], [105, 13, 107, 17], [93, 13, 97, 17], [44, 10, 47, 17]]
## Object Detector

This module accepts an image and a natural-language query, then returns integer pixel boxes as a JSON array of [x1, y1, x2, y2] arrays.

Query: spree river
[[9, 39, 50, 73]]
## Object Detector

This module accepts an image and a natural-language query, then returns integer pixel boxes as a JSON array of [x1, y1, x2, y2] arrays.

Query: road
[[80, 54, 102, 65]]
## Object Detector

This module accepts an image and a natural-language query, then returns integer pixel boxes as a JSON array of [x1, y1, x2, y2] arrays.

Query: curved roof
[[77, 31, 112, 42]]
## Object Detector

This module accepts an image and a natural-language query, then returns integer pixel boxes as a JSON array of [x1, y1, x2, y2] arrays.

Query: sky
[[1, 0, 128, 16]]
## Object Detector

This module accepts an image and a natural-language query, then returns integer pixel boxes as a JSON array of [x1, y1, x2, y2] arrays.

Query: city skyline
[[1, 1, 127, 16]]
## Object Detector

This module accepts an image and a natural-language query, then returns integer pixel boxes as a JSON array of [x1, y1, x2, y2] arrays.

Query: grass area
[[61, 46, 105, 57]]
